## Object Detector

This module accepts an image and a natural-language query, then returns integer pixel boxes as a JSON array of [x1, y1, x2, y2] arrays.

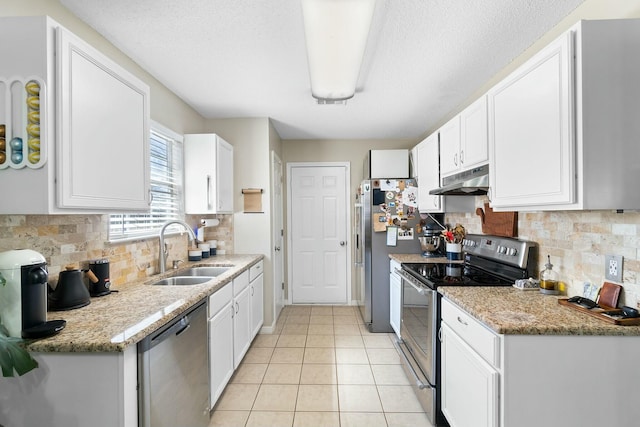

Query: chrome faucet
[[158, 220, 198, 274]]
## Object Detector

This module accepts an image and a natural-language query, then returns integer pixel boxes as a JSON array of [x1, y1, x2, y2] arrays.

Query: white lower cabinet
[[441, 323, 499, 427], [441, 299, 499, 427], [232, 270, 252, 369], [389, 259, 402, 338], [250, 261, 264, 337], [208, 283, 234, 409], [0, 347, 138, 427], [441, 297, 640, 427]]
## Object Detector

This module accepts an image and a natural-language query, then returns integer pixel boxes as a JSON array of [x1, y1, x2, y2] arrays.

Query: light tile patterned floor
[[209, 305, 433, 427]]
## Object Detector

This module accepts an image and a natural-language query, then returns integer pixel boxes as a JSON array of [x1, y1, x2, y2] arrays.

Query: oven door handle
[[396, 341, 434, 390], [396, 268, 430, 296]]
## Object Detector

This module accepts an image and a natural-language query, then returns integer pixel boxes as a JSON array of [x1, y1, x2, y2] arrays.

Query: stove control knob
[[497, 245, 507, 254], [507, 247, 517, 256]]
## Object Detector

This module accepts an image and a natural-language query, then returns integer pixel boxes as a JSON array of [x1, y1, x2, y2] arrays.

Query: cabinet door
[[250, 273, 264, 338], [184, 134, 215, 214], [215, 137, 234, 213], [441, 323, 499, 427], [439, 116, 461, 177], [233, 285, 251, 368], [57, 27, 150, 210], [209, 303, 234, 409], [460, 96, 489, 170], [488, 32, 574, 208], [389, 268, 401, 339], [417, 134, 442, 213]]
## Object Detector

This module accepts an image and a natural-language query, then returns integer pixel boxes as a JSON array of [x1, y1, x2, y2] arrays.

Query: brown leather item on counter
[[598, 282, 622, 308]]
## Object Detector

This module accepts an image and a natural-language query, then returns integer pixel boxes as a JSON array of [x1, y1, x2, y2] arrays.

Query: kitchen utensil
[[48, 265, 91, 311], [0, 249, 65, 338], [87, 258, 111, 297]]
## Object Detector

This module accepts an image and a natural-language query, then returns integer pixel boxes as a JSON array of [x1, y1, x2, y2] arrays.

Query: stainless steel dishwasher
[[138, 301, 209, 427]]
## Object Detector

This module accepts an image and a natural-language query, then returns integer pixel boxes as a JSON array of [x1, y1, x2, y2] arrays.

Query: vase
[[446, 242, 462, 260]]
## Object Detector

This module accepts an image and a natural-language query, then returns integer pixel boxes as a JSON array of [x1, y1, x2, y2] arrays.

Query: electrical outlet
[[605, 254, 623, 282]]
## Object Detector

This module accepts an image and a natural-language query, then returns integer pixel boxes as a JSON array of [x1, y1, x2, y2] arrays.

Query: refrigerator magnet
[[386, 226, 398, 246]]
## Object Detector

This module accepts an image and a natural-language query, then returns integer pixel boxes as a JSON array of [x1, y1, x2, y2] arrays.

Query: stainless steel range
[[394, 234, 538, 426]]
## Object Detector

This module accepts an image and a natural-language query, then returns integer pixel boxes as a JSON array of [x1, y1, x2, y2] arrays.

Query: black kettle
[[48, 265, 91, 311]]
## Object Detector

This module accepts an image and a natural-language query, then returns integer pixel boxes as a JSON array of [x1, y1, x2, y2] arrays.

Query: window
[[109, 122, 184, 241]]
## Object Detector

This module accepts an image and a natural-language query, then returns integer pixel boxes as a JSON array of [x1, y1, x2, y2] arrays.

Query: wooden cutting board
[[558, 299, 640, 326], [475, 203, 517, 237]]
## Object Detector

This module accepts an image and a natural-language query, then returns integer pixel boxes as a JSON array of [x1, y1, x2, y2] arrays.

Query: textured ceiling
[[60, 0, 585, 140]]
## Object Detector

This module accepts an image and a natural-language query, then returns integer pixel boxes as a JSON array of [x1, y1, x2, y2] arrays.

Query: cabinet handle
[[206, 175, 212, 210], [251, 285, 254, 296], [438, 326, 443, 342], [453, 153, 458, 166], [460, 150, 464, 164], [148, 189, 153, 205], [457, 316, 468, 326], [235, 301, 239, 314], [433, 196, 438, 207]]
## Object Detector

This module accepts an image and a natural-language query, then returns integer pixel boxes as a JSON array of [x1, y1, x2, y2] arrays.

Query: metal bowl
[[419, 235, 442, 252]]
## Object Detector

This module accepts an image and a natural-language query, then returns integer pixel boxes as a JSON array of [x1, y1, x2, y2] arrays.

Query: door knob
[[340, 241, 346, 246]]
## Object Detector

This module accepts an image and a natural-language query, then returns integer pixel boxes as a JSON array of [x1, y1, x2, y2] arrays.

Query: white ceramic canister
[[207, 240, 217, 256], [188, 248, 202, 262], [199, 243, 210, 258]]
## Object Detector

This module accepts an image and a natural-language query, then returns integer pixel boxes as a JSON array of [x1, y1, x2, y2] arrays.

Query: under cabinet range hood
[[429, 164, 489, 196]]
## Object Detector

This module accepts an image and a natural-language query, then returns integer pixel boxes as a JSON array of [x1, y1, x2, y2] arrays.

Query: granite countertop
[[439, 286, 640, 336], [27, 254, 263, 353], [389, 254, 464, 264]]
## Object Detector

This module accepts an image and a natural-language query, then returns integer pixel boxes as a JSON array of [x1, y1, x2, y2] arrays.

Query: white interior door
[[288, 164, 349, 304], [272, 151, 284, 320]]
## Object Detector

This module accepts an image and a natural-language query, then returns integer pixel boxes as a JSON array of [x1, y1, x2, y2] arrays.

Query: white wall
[[205, 118, 279, 328]]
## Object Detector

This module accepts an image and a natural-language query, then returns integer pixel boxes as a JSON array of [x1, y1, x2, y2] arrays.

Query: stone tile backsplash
[[0, 214, 233, 287], [446, 197, 640, 307]]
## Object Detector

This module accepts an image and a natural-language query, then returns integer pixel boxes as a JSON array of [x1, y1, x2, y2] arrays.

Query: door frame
[[271, 150, 284, 325], [286, 162, 351, 305]]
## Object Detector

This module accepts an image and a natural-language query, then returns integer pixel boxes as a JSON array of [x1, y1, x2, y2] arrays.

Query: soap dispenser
[[540, 255, 559, 295]]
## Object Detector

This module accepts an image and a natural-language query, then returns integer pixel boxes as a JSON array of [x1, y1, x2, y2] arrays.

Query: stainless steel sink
[[151, 276, 214, 286], [176, 266, 232, 277]]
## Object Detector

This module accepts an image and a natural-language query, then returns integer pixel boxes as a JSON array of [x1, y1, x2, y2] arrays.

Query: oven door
[[396, 268, 438, 424]]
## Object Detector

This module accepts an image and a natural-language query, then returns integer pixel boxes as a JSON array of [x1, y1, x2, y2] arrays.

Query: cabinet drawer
[[441, 298, 499, 367], [209, 282, 232, 318], [250, 261, 263, 281], [233, 270, 250, 296]]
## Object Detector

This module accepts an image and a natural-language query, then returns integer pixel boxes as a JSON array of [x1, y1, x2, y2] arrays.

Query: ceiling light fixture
[[301, 0, 376, 104]]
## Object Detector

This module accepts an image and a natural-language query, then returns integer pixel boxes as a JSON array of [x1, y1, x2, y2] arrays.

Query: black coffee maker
[[87, 259, 111, 297], [0, 249, 66, 338]]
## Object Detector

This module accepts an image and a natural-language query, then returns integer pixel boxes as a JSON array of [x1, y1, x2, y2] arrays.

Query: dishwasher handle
[[139, 301, 205, 352]]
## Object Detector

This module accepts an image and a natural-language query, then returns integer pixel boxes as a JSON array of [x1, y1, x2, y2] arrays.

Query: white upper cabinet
[[184, 134, 234, 214], [439, 116, 461, 177], [488, 19, 640, 210], [417, 133, 443, 213], [56, 26, 150, 210], [488, 31, 574, 209], [459, 96, 489, 171], [440, 97, 489, 179], [0, 16, 151, 214]]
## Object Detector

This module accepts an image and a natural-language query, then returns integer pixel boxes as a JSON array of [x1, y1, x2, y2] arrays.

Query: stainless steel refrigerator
[[355, 178, 425, 332]]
